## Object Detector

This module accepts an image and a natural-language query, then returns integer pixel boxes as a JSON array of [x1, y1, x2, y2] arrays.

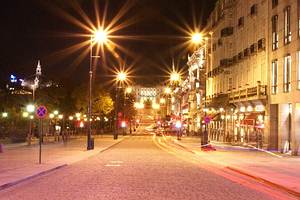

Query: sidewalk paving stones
[[0, 135, 125, 190], [166, 136, 300, 195]]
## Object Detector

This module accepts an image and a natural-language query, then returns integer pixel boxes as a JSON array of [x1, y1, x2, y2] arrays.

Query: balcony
[[229, 83, 267, 103]]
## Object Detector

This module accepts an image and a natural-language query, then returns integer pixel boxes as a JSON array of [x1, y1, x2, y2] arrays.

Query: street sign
[[204, 116, 211, 124], [36, 105, 47, 119]]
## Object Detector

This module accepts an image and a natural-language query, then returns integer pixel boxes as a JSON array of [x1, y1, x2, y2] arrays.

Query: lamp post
[[87, 29, 108, 150], [26, 104, 35, 145], [190, 32, 208, 145], [125, 87, 133, 134], [114, 71, 127, 139]]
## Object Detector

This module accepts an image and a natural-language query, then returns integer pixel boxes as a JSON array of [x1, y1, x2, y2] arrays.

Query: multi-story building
[[202, 0, 300, 155], [205, 0, 269, 148], [268, 0, 300, 155]]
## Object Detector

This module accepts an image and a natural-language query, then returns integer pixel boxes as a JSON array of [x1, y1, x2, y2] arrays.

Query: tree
[[72, 83, 114, 115], [93, 93, 114, 115]]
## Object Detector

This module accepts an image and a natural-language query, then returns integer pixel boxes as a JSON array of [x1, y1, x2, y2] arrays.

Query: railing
[[229, 84, 267, 102]]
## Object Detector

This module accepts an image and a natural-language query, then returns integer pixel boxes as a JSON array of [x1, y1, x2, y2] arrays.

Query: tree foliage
[[71, 83, 114, 116]]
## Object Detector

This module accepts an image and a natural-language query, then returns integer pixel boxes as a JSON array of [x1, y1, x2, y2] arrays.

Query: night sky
[[0, 0, 216, 88]]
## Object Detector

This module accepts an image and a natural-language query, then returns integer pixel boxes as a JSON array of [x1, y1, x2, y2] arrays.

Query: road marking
[[110, 160, 123, 164], [105, 164, 121, 167], [247, 144, 282, 158]]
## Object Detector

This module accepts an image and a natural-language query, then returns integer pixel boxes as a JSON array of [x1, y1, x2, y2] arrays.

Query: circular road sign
[[204, 116, 211, 124], [36, 105, 48, 119]]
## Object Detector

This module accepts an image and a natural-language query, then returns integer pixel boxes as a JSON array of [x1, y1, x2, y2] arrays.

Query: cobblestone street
[[0, 136, 297, 200]]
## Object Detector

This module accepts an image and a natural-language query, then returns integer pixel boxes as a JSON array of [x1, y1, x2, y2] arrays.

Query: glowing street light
[[86, 28, 111, 150], [170, 71, 181, 83], [126, 87, 132, 94], [117, 71, 127, 82], [26, 104, 35, 113], [69, 116, 74, 121], [165, 87, 171, 94], [23, 112, 29, 118], [93, 29, 108, 44], [2, 112, 8, 118], [53, 110, 59, 115], [58, 114, 63, 119], [49, 113, 54, 119], [191, 32, 203, 44]]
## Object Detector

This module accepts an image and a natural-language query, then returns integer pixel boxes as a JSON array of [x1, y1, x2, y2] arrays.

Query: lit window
[[284, 6, 291, 44], [272, 60, 278, 94], [298, 51, 300, 89], [271, 15, 278, 50], [284, 55, 291, 92]]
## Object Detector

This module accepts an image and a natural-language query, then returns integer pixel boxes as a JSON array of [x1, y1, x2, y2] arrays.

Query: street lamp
[[114, 71, 128, 139], [87, 28, 108, 150], [22, 112, 29, 118], [125, 86, 133, 134], [170, 71, 181, 83], [26, 104, 35, 113], [2, 112, 8, 118], [191, 32, 203, 45], [26, 104, 35, 145], [117, 71, 127, 82]]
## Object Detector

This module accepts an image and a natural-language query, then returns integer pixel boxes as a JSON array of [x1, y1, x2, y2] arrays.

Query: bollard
[[0, 143, 3, 153]]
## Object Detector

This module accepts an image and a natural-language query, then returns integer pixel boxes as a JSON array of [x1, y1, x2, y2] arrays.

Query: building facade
[[204, 0, 269, 148], [268, 0, 300, 155], [198, 0, 300, 154]]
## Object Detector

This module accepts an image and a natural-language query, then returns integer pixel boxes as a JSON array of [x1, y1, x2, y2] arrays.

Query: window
[[218, 38, 223, 46], [250, 43, 257, 53], [298, 51, 300, 89], [272, 60, 278, 94], [272, 0, 278, 8], [272, 15, 279, 50], [284, 55, 291, 92], [250, 4, 257, 15], [284, 6, 291, 44], [238, 17, 244, 27], [213, 43, 217, 51], [298, 0, 300, 37], [258, 38, 266, 51], [220, 27, 234, 37]]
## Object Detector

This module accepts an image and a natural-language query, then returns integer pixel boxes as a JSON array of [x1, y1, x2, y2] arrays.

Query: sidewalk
[[0, 135, 125, 190], [167, 136, 300, 195]]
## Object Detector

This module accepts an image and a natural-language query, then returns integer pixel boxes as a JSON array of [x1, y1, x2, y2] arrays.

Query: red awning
[[241, 113, 258, 126]]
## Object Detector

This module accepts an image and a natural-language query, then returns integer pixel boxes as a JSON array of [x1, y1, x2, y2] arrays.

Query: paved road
[[0, 136, 296, 200]]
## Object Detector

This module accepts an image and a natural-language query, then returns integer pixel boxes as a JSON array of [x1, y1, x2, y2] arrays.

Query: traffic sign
[[204, 116, 211, 124], [36, 105, 47, 119]]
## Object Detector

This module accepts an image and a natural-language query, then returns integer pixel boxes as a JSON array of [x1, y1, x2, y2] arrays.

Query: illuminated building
[[204, 0, 268, 148]]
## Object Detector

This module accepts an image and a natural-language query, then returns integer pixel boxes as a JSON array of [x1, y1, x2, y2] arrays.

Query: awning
[[181, 104, 189, 110], [205, 113, 220, 122], [241, 113, 258, 126]]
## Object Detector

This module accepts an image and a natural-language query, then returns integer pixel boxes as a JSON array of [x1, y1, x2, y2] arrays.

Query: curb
[[172, 139, 197, 154], [172, 139, 300, 198], [0, 164, 67, 191], [98, 137, 126, 153], [226, 166, 300, 198]]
